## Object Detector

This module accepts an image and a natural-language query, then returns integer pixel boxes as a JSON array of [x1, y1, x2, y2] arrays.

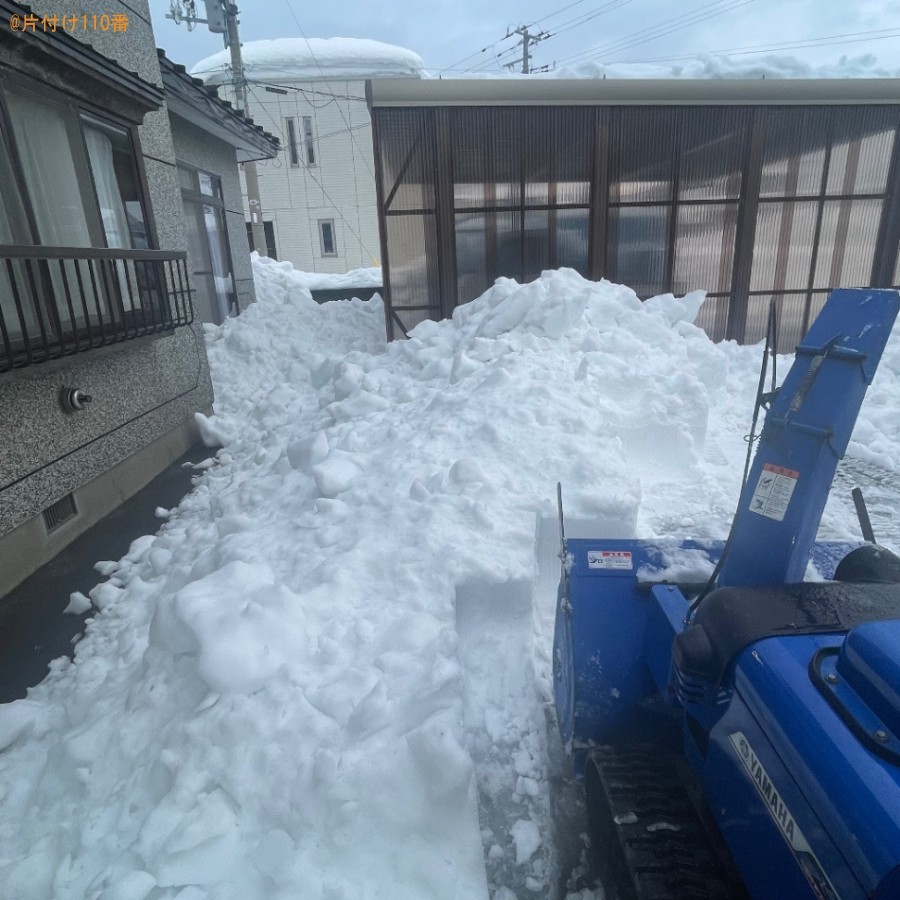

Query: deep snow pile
[[0, 259, 896, 900]]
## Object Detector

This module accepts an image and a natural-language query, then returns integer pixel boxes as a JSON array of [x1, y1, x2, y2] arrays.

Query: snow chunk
[[510, 819, 542, 865], [286, 431, 329, 473], [63, 591, 92, 615], [312, 455, 359, 497]]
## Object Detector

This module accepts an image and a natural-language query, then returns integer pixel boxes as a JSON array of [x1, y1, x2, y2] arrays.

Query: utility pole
[[167, 1, 269, 257], [504, 25, 549, 75]]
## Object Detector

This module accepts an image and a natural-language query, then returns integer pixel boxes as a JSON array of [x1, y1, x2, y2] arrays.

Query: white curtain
[[5, 89, 104, 329], [84, 125, 135, 311], [83, 127, 129, 249]]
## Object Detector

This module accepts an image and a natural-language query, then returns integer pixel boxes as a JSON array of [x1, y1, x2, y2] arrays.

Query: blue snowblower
[[552, 288, 900, 899]]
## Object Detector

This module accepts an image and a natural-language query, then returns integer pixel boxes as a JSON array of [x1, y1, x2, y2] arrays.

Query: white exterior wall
[[238, 79, 382, 272]]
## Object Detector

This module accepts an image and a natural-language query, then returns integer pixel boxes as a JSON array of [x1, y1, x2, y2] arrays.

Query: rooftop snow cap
[[190, 37, 424, 84], [546, 53, 900, 80]]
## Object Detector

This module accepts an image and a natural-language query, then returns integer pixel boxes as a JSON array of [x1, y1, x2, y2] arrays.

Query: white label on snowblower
[[748, 463, 799, 522], [587, 550, 633, 570]]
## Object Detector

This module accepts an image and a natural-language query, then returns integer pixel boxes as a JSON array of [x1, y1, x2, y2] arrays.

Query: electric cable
[[554, 0, 752, 67]]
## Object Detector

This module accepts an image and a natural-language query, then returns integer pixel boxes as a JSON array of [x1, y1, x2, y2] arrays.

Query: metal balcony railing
[[0, 246, 194, 373]]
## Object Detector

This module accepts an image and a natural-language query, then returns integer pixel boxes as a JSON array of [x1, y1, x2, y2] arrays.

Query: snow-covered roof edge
[[191, 37, 423, 85]]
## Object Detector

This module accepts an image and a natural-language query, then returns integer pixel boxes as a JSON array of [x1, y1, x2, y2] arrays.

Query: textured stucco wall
[[0, 0, 214, 538], [168, 114, 258, 315]]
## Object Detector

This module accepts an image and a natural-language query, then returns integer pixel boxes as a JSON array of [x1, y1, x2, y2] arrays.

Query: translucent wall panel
[[679, 108, 748, 201], [495, 210, 523, 281], [523, 210, 551, 282], [450, 108, 500, 210], [750, 201, 818, 292], [385, 214, 440, 334], [456, 212, 487, 306], [826, 108, 897, 196], [673, 203, 738, 294], [608, 108, 676, 204], [608, 205, 669, 296], [759, 108, 829, 198], [693, 295, 730, 343], [813, 199, 881, 288], [556, 208, 589, 272], [745, 293, 808, 352], [377, 109, 436, 213]]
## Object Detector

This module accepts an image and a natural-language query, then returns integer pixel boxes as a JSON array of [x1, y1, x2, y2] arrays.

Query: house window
[[285, 117, 299, 166], [303, 116, 316, 165], [0, 78, 170, 361], [319, 219, 337, 256]]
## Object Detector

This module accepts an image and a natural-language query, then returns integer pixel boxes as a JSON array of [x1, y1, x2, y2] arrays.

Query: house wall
[[169, 114, 257, 314], [228, 79, 381, 272], [0, 0, 215, 594]]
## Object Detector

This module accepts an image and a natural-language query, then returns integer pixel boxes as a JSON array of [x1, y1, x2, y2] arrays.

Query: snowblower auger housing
[[553, 288, 900, 900]]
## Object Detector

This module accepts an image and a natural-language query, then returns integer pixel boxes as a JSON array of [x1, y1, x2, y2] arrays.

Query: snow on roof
[[191, 37, 424, 85], [545, 53, 900, 80], [428, 52, 900, 81]]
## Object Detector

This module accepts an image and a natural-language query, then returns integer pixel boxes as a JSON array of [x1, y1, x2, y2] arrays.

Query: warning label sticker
[[749, 463, 800, 522], [587, 550, 633, 570]]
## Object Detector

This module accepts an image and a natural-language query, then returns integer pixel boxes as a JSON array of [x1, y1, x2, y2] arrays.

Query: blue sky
[[149, 0, 900, 76]]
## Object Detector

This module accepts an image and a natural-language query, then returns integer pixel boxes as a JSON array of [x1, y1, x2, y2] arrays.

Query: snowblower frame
[[553, 287, 900, 900]]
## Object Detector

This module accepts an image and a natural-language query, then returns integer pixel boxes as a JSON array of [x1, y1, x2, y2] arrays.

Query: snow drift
[[0, 259, 896, 899]]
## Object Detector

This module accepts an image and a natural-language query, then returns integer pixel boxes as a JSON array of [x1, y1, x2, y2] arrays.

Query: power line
[[611, 27, 900, 64], [463, 0, 633, 73], [280, 0, 375, 180], [246, 88, 379, 261], [555, 0, 753, 66]]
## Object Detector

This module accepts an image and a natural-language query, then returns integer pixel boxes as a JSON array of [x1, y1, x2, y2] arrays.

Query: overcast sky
[[148, 0, 900, 76]]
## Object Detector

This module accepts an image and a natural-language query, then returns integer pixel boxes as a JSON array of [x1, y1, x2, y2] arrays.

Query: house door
[[178, 164, 236, 325]]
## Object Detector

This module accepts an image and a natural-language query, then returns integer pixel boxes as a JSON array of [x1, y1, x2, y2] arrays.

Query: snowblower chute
[[553, 288, 900, 899]]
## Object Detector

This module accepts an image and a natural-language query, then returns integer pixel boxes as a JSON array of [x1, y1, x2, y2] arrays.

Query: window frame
[[303, 115, 316, 166], [318, 219, 337, 257], [285, 116, 300, 167], [0, 69, 160, 355]]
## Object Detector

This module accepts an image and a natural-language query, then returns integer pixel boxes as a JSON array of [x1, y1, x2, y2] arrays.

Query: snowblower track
[[585, 745, 748, 900]]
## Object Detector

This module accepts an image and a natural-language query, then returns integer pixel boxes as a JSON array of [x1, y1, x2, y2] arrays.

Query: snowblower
[[552, 287, 900, 899]]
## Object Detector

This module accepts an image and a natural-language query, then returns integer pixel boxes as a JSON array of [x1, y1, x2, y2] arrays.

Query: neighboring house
[[0, 0, 249, 597], [368, 78, 900, 350], [191, 37, 422, 274], [160, 52, 279, 324]]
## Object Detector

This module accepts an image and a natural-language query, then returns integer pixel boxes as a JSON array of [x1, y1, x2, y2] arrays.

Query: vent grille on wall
[[42, 493, 78, 532]]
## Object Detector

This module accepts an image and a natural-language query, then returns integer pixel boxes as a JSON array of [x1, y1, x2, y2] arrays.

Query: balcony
[[0, 246, 194, 373]]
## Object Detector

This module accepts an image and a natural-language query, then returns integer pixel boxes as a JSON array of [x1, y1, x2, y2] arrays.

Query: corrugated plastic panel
[[750, 200, 818, 292], [608, 205, 669, 296], [813, 198, 881, 288], [678, 108, 748, 201], [673, 203, 738, 295], [759, 108, 829, 198], [608, 108, 676, 204]]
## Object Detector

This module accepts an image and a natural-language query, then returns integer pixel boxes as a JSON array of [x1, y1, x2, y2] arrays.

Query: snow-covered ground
[[0, 259, 898, 899], [280, 264, 382, 292]]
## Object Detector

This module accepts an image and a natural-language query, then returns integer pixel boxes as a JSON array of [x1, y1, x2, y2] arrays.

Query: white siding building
[[192, 38, 423, 274]]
